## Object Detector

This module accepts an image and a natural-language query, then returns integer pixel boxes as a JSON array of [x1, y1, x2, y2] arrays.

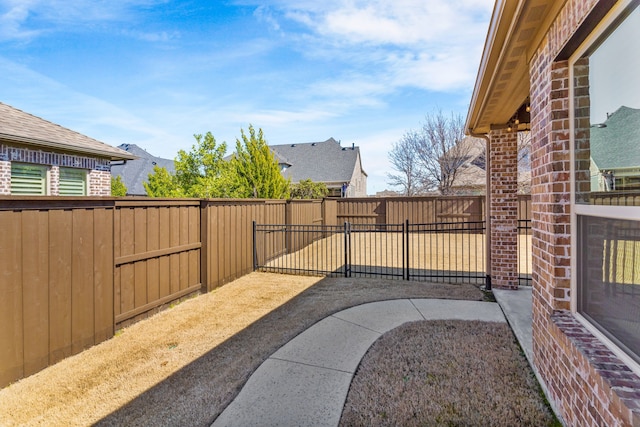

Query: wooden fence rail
[[0, 194, 531, 387]]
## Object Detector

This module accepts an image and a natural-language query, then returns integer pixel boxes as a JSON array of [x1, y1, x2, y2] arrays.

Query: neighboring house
[[449, 136, 531, 195], [270, 138, 368, 197], [467, 0, 640, 425], [0, 102, 135, 196], [589, 106, 640, 192], [448, 137, 487, 195], [111, 144, 175, 196]]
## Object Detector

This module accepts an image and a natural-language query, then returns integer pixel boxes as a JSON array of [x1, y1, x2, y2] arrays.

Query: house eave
[[0, 134, 137, 161], [466, 0, 566, 135]]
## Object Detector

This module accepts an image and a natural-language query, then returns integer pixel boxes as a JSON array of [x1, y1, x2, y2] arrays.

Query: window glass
[[11, 163, 47, 195], [578, 215, 640, 364], [59, 167, 87, 196], [574, 5, 640, 206], [573, 3, 640, 365]]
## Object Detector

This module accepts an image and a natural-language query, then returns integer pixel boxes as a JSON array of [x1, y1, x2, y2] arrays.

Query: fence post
[[252, 220, 258, 271], [405, 219, 409, 281], [344, 222, 350, 278], [200, 200, 209, 292]]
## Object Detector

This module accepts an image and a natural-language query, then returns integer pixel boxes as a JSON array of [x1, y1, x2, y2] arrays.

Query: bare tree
[[414, 111, 472, 195], [387, 130, 424, 196], [387, 111, 473, 195]]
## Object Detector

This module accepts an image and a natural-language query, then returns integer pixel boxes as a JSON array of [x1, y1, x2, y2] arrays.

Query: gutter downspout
[[469, 129, 491, 291]]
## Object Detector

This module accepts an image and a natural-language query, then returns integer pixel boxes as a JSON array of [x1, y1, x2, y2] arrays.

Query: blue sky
[[0, 0, 494, 194]]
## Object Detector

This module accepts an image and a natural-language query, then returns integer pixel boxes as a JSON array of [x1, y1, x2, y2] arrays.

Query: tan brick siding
[[530, 0, 640, 425], [49, 165, 59, 195], [89, 170, 112, 196], [0, 143, 111, 196], [0, 160, 10, 195], [489, 128, 519, 289]]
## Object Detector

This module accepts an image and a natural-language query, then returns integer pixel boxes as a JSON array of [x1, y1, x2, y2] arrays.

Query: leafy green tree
[[144, 165, 183, 197], [145, 132, 243, 198], [290, 179, 329, 199], [174, 132, 239, 198], [111, 175, 128, 196], [231, 125, 290, 199]]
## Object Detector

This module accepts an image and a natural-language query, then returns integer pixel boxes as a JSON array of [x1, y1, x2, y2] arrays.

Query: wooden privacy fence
[[0, 194, 530, 387], [1, 198, 116, 388], [0, 197, 332, 387], [336, 195, 531, 224], [114, 200, 202, 327]]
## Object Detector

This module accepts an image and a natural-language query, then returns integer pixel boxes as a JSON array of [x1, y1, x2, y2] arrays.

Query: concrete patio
[[213, 289, 534, 427]]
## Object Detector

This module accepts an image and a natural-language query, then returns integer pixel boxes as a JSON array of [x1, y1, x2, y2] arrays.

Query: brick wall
[[89, 170, 112, 196], [489, 128, 519, 289], [529, 0, 640, 425], [50, 165, 60, 195], [0, 143, 111, 196], [0, 160, 10, 195]]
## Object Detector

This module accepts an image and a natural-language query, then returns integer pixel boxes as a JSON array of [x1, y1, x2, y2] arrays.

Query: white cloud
[[253, 6, 281, 32], [0, 0, 169, 41], [119, 29, 180, 43], [228, 108, 337, 127], [256, 0, 493, 46], [240, 0, 492, 95]]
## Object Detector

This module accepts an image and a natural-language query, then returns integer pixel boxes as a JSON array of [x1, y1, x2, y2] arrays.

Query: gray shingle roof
[[590, 106, 640, 169], [0, 102, 135, 160], [270, 138, 366, 184], [111, 144, 175, 196]]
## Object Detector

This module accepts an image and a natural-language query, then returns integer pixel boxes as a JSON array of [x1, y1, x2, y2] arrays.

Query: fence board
[[134, 208, 148, 309], [189, 206, 200, 294], [71, 209, 95, 354], [21, 210, 50, 377], [0, 212, 24, 386], [48, 209, 72, 365], [159, 207, 171, 299], [94, 208, 114, 344]]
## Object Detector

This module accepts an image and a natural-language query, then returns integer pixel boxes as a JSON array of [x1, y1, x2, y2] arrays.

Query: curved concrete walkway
[[213, 299, 506, 427]]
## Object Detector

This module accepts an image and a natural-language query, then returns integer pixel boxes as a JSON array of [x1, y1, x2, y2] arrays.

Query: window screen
[[11, 163, 47, 195], [578, 215, 640, 364], [59, 168, 87, 196]]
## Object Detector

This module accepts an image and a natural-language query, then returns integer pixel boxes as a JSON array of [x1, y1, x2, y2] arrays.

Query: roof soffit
[[467, 0, 566, 134]]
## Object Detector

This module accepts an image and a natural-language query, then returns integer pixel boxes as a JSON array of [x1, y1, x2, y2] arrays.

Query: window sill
[[551, 312, 640, 415]]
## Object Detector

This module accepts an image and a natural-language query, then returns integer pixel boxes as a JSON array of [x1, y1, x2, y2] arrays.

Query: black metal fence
[[518, 219, 532, 286], [254, 219, 533, 286]]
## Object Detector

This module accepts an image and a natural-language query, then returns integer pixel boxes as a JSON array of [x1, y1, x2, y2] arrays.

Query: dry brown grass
[[0, 272, 483, 426], [340, 320, 559, 427]]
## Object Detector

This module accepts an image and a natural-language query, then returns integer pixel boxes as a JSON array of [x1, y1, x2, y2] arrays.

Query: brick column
[[50, 165, 60, 196], [489, 128, 519, 289], [0, 160, 10, 195], [89, 170, 112, 196]]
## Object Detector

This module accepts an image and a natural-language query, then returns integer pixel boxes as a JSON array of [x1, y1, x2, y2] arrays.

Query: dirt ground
[[0, 272, 484, 426]]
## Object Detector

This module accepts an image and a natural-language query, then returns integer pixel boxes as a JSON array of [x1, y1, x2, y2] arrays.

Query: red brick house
[[0, 102, 135, 196], [467, 0, 640, 425]]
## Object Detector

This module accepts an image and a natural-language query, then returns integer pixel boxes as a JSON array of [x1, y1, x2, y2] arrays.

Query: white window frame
[[569, 0, 640, 376]]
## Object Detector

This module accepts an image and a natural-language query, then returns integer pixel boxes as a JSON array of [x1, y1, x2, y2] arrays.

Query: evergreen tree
[[231, 125, 290, 198], [111, 175, 128, 196]]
